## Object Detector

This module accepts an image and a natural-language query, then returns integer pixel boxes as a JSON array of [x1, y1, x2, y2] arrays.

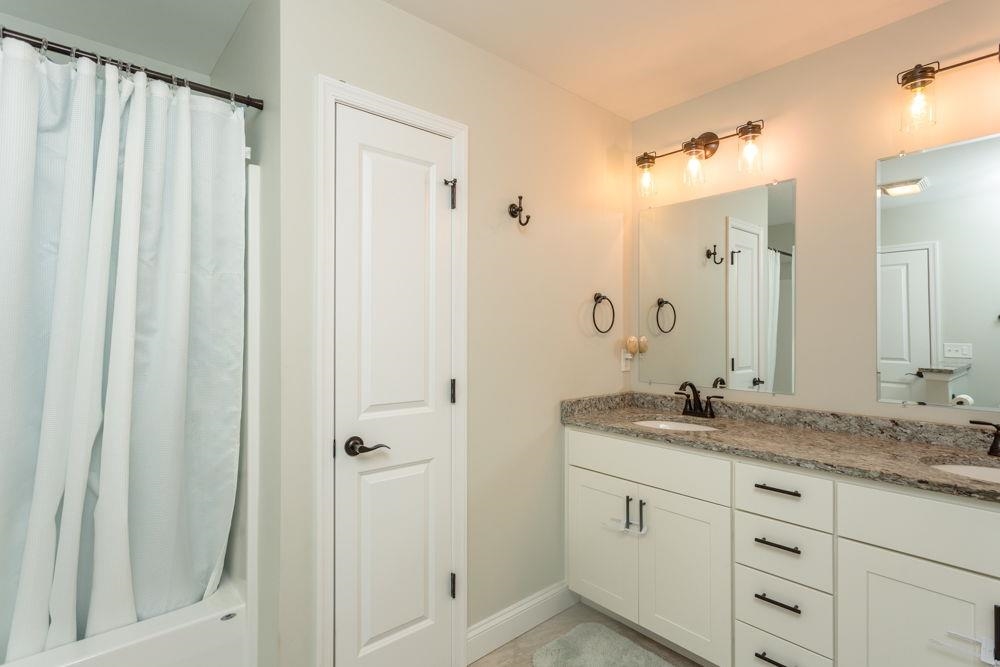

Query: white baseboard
[[466, 582, 578, 664]]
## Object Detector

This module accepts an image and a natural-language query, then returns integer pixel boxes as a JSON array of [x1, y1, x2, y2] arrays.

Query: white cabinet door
[[638, 486, 732, 667], [567, 466, 639, 622], [839, 539, 1000, 666]]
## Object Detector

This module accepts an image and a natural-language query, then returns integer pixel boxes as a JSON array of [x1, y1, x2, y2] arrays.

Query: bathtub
[[6, 580, 247, 667]]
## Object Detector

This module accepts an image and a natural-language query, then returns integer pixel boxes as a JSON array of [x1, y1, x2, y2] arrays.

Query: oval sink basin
[[633, 420, 717, 433], [933, 465, 1000, 485]]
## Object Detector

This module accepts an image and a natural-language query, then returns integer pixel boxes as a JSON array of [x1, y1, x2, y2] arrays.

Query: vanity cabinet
[[566, 429, 732, 667], [638, 486, 731, 666], [837, 483, 1000, 666], [566, 466, 639, 621], [565, 425, 1000, 667], [838, 539, 1000, 666]]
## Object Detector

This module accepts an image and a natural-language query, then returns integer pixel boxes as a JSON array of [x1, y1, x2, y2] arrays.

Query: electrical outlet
[[620, 349, 632, 372], [943, 343, 973, 359]]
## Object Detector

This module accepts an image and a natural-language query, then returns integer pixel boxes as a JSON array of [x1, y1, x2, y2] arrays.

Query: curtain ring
[[592, 293, 615, 334], [39, 38, 48, 60], [230, 91, 237, 113]]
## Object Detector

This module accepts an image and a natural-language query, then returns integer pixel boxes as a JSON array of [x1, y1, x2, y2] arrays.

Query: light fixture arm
[[897, 42, 1000, 84], [636, 120, 763, 164]]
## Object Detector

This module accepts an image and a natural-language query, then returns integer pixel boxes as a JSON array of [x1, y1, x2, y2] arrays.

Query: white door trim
[[244, 163, 262, 667], [877, 241, 941, 367], [315, 77, 469, 667]]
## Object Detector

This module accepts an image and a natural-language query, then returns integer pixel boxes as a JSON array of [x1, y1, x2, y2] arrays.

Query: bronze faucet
[[970, 421, 1000, 457]]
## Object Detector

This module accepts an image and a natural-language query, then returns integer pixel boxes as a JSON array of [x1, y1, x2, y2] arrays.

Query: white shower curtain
[[0, 37, 245, 663], [764, 250, 782, 393]]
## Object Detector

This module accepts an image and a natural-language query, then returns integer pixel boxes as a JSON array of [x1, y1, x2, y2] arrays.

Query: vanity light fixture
[[897, 43, 1000, 132], [879, 177, 928, 197], [736, 120, 764, 173], [636, 120, 764, 193]]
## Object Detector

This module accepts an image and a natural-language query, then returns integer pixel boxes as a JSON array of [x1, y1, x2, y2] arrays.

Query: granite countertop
[[561, 394, 1000, 504]]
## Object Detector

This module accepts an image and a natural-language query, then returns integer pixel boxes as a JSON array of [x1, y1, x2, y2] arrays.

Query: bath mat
[[532, 622, 677, 667]]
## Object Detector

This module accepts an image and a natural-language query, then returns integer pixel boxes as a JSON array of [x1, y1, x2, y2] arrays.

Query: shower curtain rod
[[0, 26, 264, 110], [768, 247, 793, 258]]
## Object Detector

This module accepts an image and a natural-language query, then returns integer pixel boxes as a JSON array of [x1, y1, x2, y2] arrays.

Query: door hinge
[[731, 358, 735, 372], [332, 439, 336, 458], [443, 178, 457, 210], [450, 572, 457, 599], [450, 378, 456, 404]]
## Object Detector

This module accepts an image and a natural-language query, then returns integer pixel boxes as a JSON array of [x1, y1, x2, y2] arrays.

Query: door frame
[[726, 216, 765, 390], [876, 241, 941, 374], [315, 76, 469, 667]]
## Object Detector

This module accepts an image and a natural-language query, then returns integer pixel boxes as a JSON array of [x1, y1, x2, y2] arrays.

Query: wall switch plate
[[620, 349, 632, 372], [944, 343, 973, 359]]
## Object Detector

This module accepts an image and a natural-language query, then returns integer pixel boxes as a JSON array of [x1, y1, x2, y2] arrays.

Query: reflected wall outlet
[[944, 343, 973, 359]]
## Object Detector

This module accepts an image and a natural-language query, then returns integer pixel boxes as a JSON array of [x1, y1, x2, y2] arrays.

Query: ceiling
[[0, 0, 253, 74], [385, 0, 951, 120], [880, 134, 1000, 209]]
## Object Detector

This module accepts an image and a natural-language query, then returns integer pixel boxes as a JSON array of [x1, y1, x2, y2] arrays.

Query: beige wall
[[278, 0, 631, 662], [629, 0, 1000, 425], [211, 2, 282, 665]]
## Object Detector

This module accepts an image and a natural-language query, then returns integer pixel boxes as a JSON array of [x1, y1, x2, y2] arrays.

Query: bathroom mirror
[[876, 134, 1000, 411], [637, 180, 796, 394]]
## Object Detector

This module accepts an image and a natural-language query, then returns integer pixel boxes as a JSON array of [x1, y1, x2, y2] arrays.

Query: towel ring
[[592, 293, 615, 334], [655, 298, 677, 334]]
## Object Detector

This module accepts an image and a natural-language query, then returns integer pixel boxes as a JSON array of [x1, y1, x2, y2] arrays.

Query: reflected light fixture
[[635, 120, 764, 191], [879, 177, 928, 197], [896, 43, 1000, 133]]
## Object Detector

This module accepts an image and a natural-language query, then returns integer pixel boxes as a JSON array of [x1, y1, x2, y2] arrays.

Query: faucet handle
[[970, 421, 1000, 457], [705, 395, 724, 419], [674, 391, 692, 412]]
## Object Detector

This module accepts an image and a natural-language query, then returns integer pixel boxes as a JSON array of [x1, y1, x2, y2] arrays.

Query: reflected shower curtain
[[0, 37, 245, 663], [764, 250, 781, 393]]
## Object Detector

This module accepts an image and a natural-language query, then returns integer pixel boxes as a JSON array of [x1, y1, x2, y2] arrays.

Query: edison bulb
[[684, 155, 705, 186], [639, 168, 654, 197], [738, 136, 763, 173], [902, 85, 936, 132]]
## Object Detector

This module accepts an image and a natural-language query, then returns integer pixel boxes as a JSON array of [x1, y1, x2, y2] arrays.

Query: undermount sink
[[933, 464, 1000, 485], [633, 420, 717, 433]]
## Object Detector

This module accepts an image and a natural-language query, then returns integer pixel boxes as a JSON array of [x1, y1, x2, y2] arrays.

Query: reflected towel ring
[[592, 293, 615, 334], [655, 298, 677, 334]]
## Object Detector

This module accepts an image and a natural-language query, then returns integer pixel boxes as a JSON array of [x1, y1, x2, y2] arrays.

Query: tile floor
[[470, 603, 702, 666]]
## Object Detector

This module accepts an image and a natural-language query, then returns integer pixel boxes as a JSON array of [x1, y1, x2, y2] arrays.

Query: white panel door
[[638, 486, 732, 667], [334, 104, 456, 667], [878, 248, 931, 401], [839, 539, 1000, 666], [567, 466, 640, 622], [728, 218, 762, 391]]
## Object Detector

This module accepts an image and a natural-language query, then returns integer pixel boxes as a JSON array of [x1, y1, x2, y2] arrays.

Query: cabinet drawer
[[734, 512, 832, 592], [735, 622, 832, 667], [838, 482, 1000, 579], [735, 565, 833, 658], [566, 428, 731, 506], [734, 463, 832, 531]]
